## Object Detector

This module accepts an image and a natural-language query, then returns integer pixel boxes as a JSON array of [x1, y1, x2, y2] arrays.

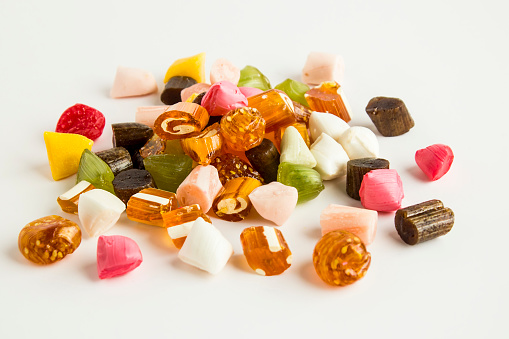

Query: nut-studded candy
[[305, 81, 352, 122], [220, 107, 266, 152], [211, 153, 264, 185], [212, 177, 262, 222], [180, 123, 223, 165], [126, 188, 178, 227], [154, 102, 209, 140]]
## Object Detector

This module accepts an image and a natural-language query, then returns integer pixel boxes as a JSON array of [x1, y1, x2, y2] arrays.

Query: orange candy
[[154, 102, 209, 140], [126, 188, 178, 227], [305, 81, 351, 122], [220, 107, 266, 152], [274, 122, 310, 150], [212, 177, 262, 222], [180, 123, 223, 165], [162, 204, 211, 248], [247, 89, 296, 133]]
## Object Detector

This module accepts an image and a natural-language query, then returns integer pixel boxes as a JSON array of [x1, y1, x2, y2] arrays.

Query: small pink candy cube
[[176, 165, 223, 213], [249, 182, 298, 226], [320, 204, 377, 245], [359, 169, 404, 212], [97, 235, 143, 279], [415, 144, 454, 181]]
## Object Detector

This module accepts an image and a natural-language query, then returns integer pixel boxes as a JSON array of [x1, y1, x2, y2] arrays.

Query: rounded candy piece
[[346, 158, 390, 200], [220, 107, 266, 152], [415, 144, 454, 181], [110, 66, 158, 98], [163, 52, 206, 83], [313, 230, 371, 286], [97, 235, 143, 279], [78, 189, 126, 237], [302, 52, 345, 85], [55, 103, 105, 140], [201, 81, 248, 116], [359, 169, 404, 212], [161, 76, 197, 105], [210, 58, 240, 85], [365, 96, 414, 137]]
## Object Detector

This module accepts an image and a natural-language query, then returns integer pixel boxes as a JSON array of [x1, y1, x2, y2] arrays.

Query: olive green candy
[[76, 149, 115, 194], [112, 169, 155, 204], [346, 158, 390, 200], [274, 79, 310, 107], [161, 76, 197, 105], [246, 139, 280, 184], [277, 162, 324, 204], [365, 97, 414, 137], [143, 154, 193, 193], [96, 147, 133, 176], [237, 66, 271, 91]]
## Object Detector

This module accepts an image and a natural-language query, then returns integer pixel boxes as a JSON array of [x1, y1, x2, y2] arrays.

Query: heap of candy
[[20, 52, 455, 286]]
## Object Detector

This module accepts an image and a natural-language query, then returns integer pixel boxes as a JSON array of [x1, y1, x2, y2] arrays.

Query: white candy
[[309, 111, 350, 143], [310, 133, 350, 180], [178, 218, 233, 275], [78, 189, 126, 237], [280, 126, 317, 168], [338, 126, 379, 159]]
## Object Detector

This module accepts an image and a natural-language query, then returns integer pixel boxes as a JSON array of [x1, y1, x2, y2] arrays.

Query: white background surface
[[1, 1, 508, 338]]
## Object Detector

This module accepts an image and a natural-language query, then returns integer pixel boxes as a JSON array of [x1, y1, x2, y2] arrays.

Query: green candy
[[76, 149, 115, 194], [277, 162, 324, 204], [274, 79, 310, 107], [143, 154, 193, 193], [238, 65, 271, 91]]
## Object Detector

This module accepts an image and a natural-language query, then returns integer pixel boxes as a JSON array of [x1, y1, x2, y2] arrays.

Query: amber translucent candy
[[305, 81, 351, 122], [162, 204, 211, 248], [57, 181, 95, 214], [292, 101, 313, 127], [153, 102, 209, 140], [220, 107, 266, 152], [240, 226, 292, 276], [313, 230, 371, 286], [140, 134, 166, 158], [211, 153, 264, 185], [274, 122, 310, 150], [126, 188, 178, 227], [18, 215, 81, 265], [180, 123, 223, 165], [212, 177, 262, 222], [247, 89, 297, 133]]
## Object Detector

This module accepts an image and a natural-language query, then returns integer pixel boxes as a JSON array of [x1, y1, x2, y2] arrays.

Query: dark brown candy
[[112, 123, 154, 148], [96, 147, 133, 176], [161, 76, 197, 105], [112, 169, 155, 204], [192, 92, 207, 106], [365, 97, 414, 137], [346, 158, 390, 200], [245, 139, 280, 183], [211, 153, 264, 185], [395, 200, 454, 245], [204, 114, 223, 129], [128, 147, 146, 170]]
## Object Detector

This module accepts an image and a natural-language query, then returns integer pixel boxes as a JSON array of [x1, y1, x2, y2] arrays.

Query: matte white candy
[[309, 111, 350, 143], [338, 126, 379, 159], [178, 218, 233, 275], [110, 66, 158, 98], [310, 133, 349, 180], [280, 126, 317, 168], [302, 52, 345, 85], [249, 182, 298, 226], [78, 189, 126, 237]]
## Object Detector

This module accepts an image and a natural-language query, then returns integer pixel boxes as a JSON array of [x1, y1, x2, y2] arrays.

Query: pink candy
[[248, 182, 298, 226], [238, 86, 263, 98], [180, 83, 211, 102], [110, 66, 158, 98], [176, 165, 223, 213], [415, 144, 454, 181], [359, 169, 404, 212], [301, 52, 345, 85], [210, 58, 240, 85], [97, 235, 143, 279], [320, 204, 377, 245], [200, 81, 248, 116]]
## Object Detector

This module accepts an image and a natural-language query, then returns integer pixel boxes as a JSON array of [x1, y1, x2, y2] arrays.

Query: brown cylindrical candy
[[346, 158, 390, 200], [365, 97, 414, 137], [112, 169, 155, 204], [395, 199, 454, 245]]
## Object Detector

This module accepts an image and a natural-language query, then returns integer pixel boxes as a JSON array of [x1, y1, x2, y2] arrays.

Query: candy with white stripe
[[78, 189, 125, 237]]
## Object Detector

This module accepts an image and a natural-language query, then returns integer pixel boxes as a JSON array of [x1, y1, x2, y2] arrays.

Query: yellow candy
[[163, 52, 206, 84], [44, 131, 94, 181]]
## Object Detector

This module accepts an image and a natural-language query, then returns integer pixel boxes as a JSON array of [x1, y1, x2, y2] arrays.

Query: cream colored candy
[[110, 66, 158, 98], [280, 126, 317, 168], [135, 106, 170, 128], [310, 133, 349, 180], [248, 182, 298, 226], [338, 126, 379, 159], [302, 52, 345, 85], [309, 111, 350, 143], [78, 189, 126, 237], [210, 58, 240, 85]]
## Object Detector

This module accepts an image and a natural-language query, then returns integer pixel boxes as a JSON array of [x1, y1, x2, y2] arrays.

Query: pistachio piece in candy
[[160, 76, 197, 105], [78, 189, 126, 237], [415, 144, 454, 181], [237, 65, 271, 91], [359, 169, 404, 212], [211, 153, 264, 185], [163, 52, 206, 83], [97, 235, 143, 279], [365, 97, 414, 137], [277, 162, 324, 204], [110, 66, 158, 98], [112, 169, 155, 204], [280, 126, 317, 168], [95, 147, 133, 176], [302, 52, 344, 85], [248, 182, 298, 226], [310, 133, 349, 180], [210, 58, 240, 85], [143, 154, 193, 193], [176, 165, 223, 213], [213, 177, 262, 222], [201, 81, 248, 116], [274, 78, 310, 107]]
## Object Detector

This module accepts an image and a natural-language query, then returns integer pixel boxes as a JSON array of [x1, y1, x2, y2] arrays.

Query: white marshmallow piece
[[78, 189, 126, 237], [110, 66, 158, 98], [280, 126, 317, 168], [178, 218, 233, 275], [310, 133, 350, 180], [302, 52, 345, 85], [309, 111, 350, 143], [338, 126, 379, 159]]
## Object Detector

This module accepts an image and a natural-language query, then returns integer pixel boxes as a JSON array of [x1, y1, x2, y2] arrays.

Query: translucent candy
[[126, 188, 178, 227], [220, 107, 266, 152], [212, 177, 262, 222], [143, 154, 193, 193], [277, 162, 324, 204], [274, 78, 310, 107], [313, 230, 371, 286], [163, 52, 206, 83], [76, 149, 115, 194], [180, 123, 223, 165], [274, 122, 311, 150], [240, 226, 292, 276], [18, 215, 81, 265], [153, 102, 209, 140], [247, 89, 296, 133], [57, 180, 95, 214], [237, 65, 271, 91], [139, 134, 167, 158], [305, 81, 352, 122], [162, 204, 211, 248], [211, 153, 264, 185], [292, 101, 313, 127]]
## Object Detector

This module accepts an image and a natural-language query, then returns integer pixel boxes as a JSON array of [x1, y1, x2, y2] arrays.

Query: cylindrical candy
[[180, 123, 223, 165], [220, 107, 266, 152], [365, 97, 414, 137], [153, 102, 209, 140], [112, 169, 156, 204], [212, 177, 262, 222], [395, 200, 454, 245], [245, 139, 280, 183], [112, 122, 154, 148], [247, 89, 296, 133], [346, 158, 390, 200], [313, 230, 371, 286], [126, 188, 178, 227], [96, 147, 133, 176], [160, 76, 197, 105]]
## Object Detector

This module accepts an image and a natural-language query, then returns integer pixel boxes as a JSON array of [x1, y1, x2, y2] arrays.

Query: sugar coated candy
[[18, 215, 81, 265], [180, 123, 223, 165], [161, 76, 197, 105], [176, 165, 223, 213], [309, 111, 350, 143], [395, 200, 454, 245], [135, 106, 169, 128], [213, 177, 262, 222], [415, 144, 454, 181], [97, 235, 143, 279], [302, 52, 344, 85], [277, 162, 324, 204], [210, 58, 240, 85], [44, 131, 93, 181], [305, 81, 352, 123], [240, 226, 292, 276], [178, 217, 233, 275], [338, 126, 379, 159], [274, 78, 310, 107], [110, 66, 158, 98], [245, 138, 280, 183], [126, 188, 177, 227], [76, 149, 115, 194], [211, 153, 264, 185], [237, 65, 271, 91], [320, 204, 377, 246], [249, 182, 298, 226], [201, 81, 248, 116], [365, 97, 414, 137], [346, 158, 390, 200], [359, 169, 404, 212], [310, 133, 349, 180], [57, 180, 95, 214], [181, 83, 211, 102], [95, 147, 133, 176], [143, 154, 193, 193], [78, 189, 126, 237], [313, 230, 371, 286], [279, 126, 316, 168], [55, 103, 105, 140], [247, 89, 296, 133], [153, 102, 209, 140], [163, 52, 206, 83], [112, 169, 155, 204], [163, 205, 211, 248], [220, 107, 266, 152]]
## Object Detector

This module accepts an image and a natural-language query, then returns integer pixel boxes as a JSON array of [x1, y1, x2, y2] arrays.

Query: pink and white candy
[[200, 81, 248, 116], [176, 165, 223, 213], [320, 204, 377, 245], [359, 169, 404, 212], [97, 235, 143, 279], [415, 144, 454, 181], [249, 182, 298, 226]]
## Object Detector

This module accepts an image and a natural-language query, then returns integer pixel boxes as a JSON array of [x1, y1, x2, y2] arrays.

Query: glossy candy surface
[[245, 139, 280, 183], [220, 107, 266, 152], [126, 188, 178, 227], [359, 169, 404, 212], [154, 102, 209, 140], [274, 122, 310, 150], [211, 153, 264, 185], [365, 97, 414, 136], [248, 182, 298, 226], [180, 123, 223, 165], [247, 89, 296, 133], [95, 147, 133, 176], [213, 177, 262, 222], [76, 149, 115, 194], [200, 81, 248, 116], [163, 52, 206, 83], [163, 204, 211, 248], [313, 230, 371, 286], [237, 65, 271, 91], [57, 180, 95, 214], [55, 103, 105, 140], [274, 78, 310, 107], [139, 135, 166, 158], [112, 122, 154, 148], [143, 154, 193, 193], [415, 144, 454, 181], [97, 235, 143, 279], [161, 76, 197, 105], [305, 81, 351, 122], [18, 215, 81, 265], [346, 158, 390, 200], [176, 165, 223, 213], [277, 162, 324, 204]]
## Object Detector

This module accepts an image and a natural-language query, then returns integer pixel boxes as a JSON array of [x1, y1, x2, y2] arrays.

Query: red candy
[[415, 144, 454, 181], [359, 169, 404, 212], [55, 103, 106, 140]]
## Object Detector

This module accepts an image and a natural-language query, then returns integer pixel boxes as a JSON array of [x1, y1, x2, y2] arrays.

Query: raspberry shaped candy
[[56, 104, 106, 140]]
